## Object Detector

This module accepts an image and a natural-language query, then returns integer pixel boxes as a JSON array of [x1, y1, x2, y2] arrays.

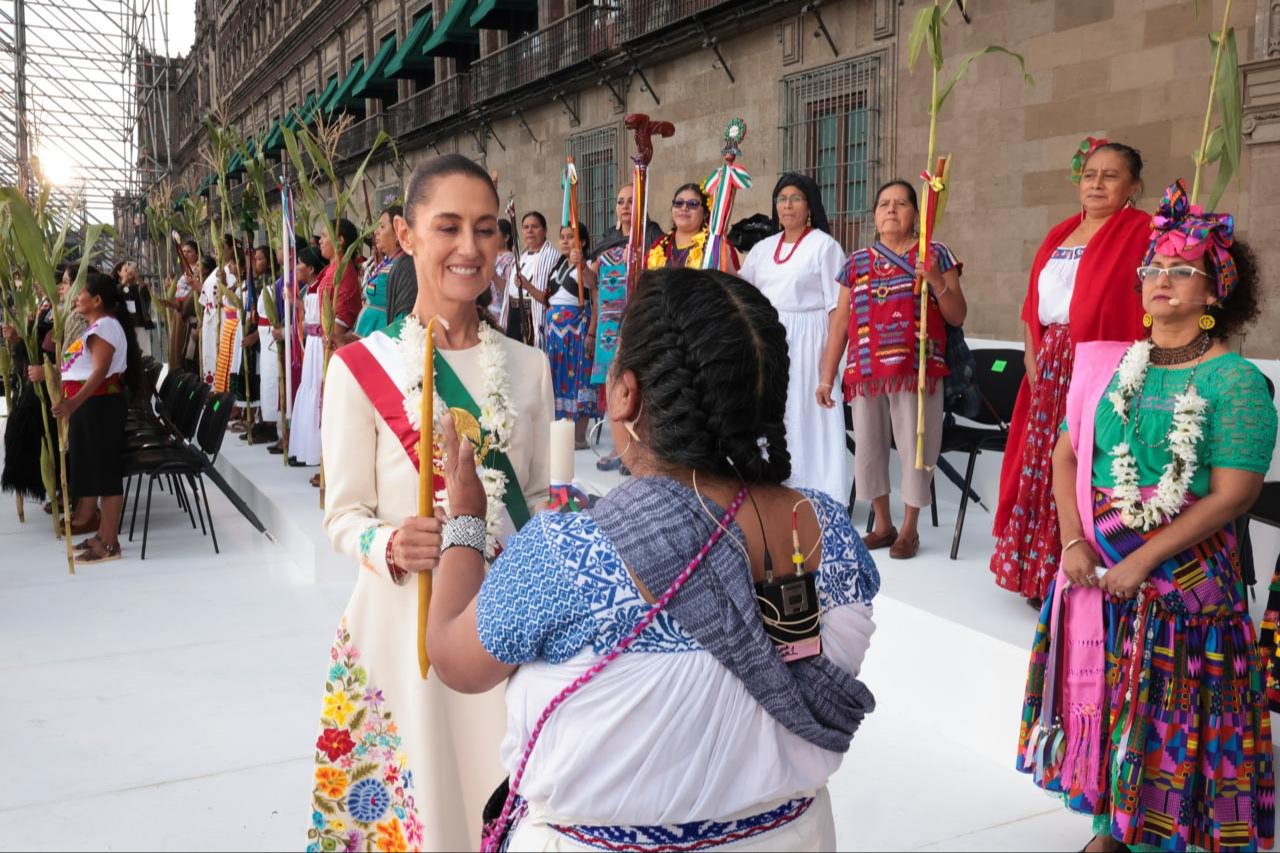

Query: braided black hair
[[613, 267, 791, 484]]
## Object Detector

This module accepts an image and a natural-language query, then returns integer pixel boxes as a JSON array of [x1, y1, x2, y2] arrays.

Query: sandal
[[75, 541, 122, 564], [228, 421, 248, 434], [74, 535, 102, 552], [309, 474, 321, 488]]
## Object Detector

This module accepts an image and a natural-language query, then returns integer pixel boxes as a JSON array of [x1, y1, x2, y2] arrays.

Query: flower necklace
[[1106, 339, 1209, 532], [773, 227, 813, 264], [397, 315, 516, 557]]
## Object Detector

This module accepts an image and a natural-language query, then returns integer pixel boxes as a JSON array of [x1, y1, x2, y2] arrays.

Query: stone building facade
[[162, 0, 1280, 357]]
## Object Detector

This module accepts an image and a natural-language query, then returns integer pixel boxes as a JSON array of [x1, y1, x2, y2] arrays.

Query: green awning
[[423, 0, 479, 59], [385, 12, 436, 79], [263, 118, 285, 154], [227, 151, 244, 176], [171, 191, 190, 212], [294, 93, 318, 127], [325, 57, 368, 116], [197, 174, 214, 197], [308, 76, 340, 124], [470, 0, 538, 31], [353, 35, 398, 100]]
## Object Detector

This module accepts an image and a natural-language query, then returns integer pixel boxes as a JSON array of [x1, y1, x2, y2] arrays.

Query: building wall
[[171, 0, 1279, 357]]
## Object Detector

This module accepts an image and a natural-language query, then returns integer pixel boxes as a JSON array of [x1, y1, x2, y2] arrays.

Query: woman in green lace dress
[[354, 205, 405, 338], [1016, 180, 1276, 852]]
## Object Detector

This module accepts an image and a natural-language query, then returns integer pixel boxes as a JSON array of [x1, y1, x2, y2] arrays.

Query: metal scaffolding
[[1, 0, 173, 228]]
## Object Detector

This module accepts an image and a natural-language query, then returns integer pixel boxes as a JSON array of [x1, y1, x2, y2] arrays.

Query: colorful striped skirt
[[214, 313, 239, 393], [546, 305, 599, 421], [1017, 491, 1274, 851], [991, 322, 1073, 601]]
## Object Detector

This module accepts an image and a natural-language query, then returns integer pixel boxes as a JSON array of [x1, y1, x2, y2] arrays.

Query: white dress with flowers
[[308, 320, 552, 853]]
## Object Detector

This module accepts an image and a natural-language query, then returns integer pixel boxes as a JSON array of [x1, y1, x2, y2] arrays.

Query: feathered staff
[[907, 0, 1031, 469], [623, 114, 675, 290], [562, 156, 585, 306], [701, 118, 751, 272]]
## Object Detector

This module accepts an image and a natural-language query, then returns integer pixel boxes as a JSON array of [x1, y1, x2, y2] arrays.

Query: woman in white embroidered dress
[[739, 173, 849, 505], [428, 268, 877, 852], [289, 247, 326, 468], [306, 154, 552, 853]]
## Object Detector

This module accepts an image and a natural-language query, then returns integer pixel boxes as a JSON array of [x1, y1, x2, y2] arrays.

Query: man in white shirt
[[507, 211, 559, 348]]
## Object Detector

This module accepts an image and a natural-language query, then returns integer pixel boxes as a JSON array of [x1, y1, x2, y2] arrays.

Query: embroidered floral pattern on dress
[[308, 620, 424, 853]]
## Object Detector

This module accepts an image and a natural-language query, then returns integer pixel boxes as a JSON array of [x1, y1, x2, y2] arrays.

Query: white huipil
[[290, 288, 324, 465], [739, 230, 850, 505], [309, 324, 552, 853], [257, 288, 281, 424]]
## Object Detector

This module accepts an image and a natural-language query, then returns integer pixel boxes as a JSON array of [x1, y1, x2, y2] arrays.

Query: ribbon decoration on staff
[[701, 118, 751, 272], [281, 182, 299, 438], [914, 155, 949, 470], [623, 113, 676, 291], [562, 156, 585, 306]]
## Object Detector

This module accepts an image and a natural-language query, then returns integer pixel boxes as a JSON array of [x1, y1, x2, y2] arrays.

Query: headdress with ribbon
[[1145, 178, 1237, 302], [1069, 136, 1109, 184]]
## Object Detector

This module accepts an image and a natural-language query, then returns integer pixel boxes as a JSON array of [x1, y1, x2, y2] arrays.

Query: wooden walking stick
[[417, 315, 446, 679], [564, 156, 585, 306]]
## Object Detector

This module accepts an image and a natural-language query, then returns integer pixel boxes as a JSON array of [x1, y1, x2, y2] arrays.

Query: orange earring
[[1142, 313, 1153, 328]]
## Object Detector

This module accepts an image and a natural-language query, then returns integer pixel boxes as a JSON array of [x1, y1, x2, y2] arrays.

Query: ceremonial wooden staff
[[564, 156, 585, 306], [906, 1, 1030, 469], [417, 316, 446, 679], [701, 118, 751, 272], [623, 113, 675, 290]]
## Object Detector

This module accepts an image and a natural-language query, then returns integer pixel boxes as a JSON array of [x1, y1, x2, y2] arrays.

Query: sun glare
[[36, 146, 78, 186]]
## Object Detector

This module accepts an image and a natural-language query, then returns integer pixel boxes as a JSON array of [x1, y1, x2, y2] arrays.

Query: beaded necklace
[[773, 227, 812, 264]]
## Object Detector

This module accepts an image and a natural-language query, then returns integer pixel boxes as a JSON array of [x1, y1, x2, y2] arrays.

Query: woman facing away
[[306, 154, 552, 853], [818, 179, 967, 559], [739, 172, 849, 505], [426, 267, 878, 851], [1016, 180, 1275, 852], [992, 140, 1151, 606]]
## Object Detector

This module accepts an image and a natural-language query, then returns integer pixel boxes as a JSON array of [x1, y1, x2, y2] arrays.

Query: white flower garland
[[397, 316, 515, 557], [1106, 340, 1208, 531]]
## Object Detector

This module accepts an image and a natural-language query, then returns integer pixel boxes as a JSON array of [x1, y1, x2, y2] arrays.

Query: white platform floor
[[3, 414, 1277, 851]]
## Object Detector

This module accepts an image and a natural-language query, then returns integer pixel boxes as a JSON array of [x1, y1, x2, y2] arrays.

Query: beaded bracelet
[[442, 515, 488, 556], [386, 530, 409, 585]]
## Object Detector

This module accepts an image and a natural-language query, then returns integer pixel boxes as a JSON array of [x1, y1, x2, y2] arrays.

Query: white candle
[[549, 419, 575, 487]]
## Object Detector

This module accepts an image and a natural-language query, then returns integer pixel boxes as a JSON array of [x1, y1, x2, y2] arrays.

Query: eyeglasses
[[775, 194, 807, 205], [671, 199, 703, 210], [1136, 265, 1210, 283]]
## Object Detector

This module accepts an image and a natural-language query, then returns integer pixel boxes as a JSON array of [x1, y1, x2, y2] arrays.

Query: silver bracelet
[[441, 514, 488, 556]]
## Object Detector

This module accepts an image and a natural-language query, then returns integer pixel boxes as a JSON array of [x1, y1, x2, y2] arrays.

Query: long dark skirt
[[68, 393, 127, 499]]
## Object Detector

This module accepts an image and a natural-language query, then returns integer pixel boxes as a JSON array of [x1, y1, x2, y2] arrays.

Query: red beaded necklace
[[773, 227, 813, 264]]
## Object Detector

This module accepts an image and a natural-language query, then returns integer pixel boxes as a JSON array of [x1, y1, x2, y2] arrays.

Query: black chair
[[130, 390, 236, 559], [1237, 374, 1276, 594], [940, 348, 1026, 559]]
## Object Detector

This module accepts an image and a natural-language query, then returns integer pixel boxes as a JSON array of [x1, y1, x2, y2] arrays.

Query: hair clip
[[756, 435, 770, 462]]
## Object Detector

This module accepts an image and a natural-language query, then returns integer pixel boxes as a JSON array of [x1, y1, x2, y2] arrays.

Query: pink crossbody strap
[[481, 487, 749, 851]]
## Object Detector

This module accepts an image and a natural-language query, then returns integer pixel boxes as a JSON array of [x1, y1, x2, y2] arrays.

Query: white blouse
[[476, 490, 879, 825], [739, 231, 846, 314], [1037, 245, 1084, 325]]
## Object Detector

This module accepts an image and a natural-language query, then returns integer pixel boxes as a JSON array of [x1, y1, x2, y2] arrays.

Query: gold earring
[[624, 419, 640, 443], [1142, 313, 1153, 328], [1198, 313, 1216, 331]]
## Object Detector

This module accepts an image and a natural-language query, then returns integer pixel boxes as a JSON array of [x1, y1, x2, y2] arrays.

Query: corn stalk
[[0, 180, 111, 571], [1190, 0, 1242, 209], [907, 0, 1031, 468]]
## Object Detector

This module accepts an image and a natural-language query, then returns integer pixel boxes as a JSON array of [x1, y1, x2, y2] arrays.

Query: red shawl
[[993, 206, 1150, 532]]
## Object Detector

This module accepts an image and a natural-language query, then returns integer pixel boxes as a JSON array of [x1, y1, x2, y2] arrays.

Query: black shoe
[[268, 444, 285, 455], [620, 465, 631, 477], [250, 423, 279, 443], [287, 456, 308, 467], [595, 457, 622, 472]]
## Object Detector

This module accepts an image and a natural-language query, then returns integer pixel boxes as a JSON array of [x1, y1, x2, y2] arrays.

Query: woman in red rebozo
[[990, 140, 1150, 605]]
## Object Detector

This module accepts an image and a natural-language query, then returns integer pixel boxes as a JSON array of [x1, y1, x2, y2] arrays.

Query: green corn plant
[[1191, 0, 1242, 209], [906, 0, 1032, 469], [0, 178, 111, 571]]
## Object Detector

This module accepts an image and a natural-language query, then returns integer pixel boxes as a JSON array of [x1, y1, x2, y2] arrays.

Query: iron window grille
[[565, 125, 619, 247], [779, 53, 885, 253]]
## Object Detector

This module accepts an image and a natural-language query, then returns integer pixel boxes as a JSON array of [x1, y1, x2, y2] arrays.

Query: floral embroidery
[[358, 526, 378, 562], [309, 619, 422, 852]]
